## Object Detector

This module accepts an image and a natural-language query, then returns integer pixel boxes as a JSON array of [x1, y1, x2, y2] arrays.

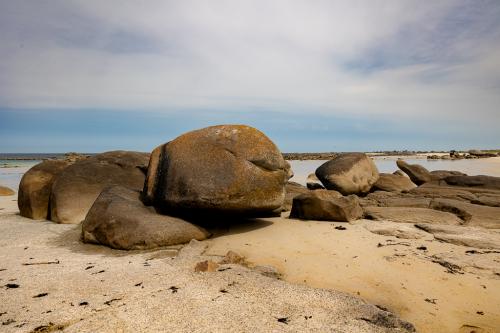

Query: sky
[[1, 0, 499, 152]]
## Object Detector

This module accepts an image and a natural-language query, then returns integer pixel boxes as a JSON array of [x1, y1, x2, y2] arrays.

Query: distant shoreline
[[1, 149, 499, 161]]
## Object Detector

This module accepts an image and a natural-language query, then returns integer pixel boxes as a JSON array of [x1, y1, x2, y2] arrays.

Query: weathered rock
[[377, 197, 431, 209], [0, 185, 15, 196], [362, 221, 428, 239], [415, 223, 500, 249], [51, 151, 149, 224], [219, 250, 247, 265], [393, 170, 406, 177], [371, 173, 416, 193], [82, 186, 209, 250], [142, 125, 289, 217], [444, 175, 500, 191], [194, 260, 219, 272], [17, 160, 71, 219], [363, 206, 463, 225], [472, 194, 500, 207], [282, 182, 310, 211], [468, 149, 497, 157], [408, 186, 478, 202], [315, 153, 379, 195], [396, 159, 432, 185], [306, 173, 325, 190], [429, 252, 500, 278], [290, 190, 362, 222], [429, 170, 467, 180], [429, 198, 500, 229]]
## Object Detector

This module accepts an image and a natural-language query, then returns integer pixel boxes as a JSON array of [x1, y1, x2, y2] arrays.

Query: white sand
[[0, 196, 414, 333]]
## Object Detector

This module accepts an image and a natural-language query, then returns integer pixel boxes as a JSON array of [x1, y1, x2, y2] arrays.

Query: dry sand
[[0, 196, 414, 333], [206, 215, 500, 333]]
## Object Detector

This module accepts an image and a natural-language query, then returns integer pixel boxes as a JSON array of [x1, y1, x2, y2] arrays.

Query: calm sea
[[1, 156, 499, 191]]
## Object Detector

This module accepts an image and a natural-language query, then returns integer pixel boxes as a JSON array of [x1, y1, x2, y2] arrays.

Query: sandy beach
[[207, 215, 500, 333], [2, 185, 499, 332], [0, 196, 415, 333]]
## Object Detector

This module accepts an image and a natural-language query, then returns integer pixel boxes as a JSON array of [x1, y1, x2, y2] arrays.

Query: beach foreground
[[0, 197, 415, 333]]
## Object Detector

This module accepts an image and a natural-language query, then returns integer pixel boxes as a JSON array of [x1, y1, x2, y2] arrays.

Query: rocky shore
[[1, 124, 500, 332]]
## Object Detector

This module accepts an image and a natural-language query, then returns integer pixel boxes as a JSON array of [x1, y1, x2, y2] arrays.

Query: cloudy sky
[[1, 0, 499, 152]]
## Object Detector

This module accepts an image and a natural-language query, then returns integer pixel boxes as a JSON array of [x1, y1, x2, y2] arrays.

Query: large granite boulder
[[315, 153, 379, 195], [289, 190, 362, 222], [50, 151, 149, 224], [18, 160, 71, 219], [0, 185, 15, 196], [443, 175, 500, 191], [371, 173, 416, 193], [82, 186, 209, 250], [396, 160, 431, 185], [142, 125, 290, 217]]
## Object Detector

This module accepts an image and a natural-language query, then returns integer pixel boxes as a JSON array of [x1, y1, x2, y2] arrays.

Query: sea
[[1, 154, 499, 192]]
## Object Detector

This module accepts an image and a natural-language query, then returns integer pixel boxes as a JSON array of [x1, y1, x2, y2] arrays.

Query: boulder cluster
[[286, 153, 500, 249], [18, 125, 290, 250], [16, 124, 500, 251]]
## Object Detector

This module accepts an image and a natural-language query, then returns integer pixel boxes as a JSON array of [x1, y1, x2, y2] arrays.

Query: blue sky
[[1, 0, 499, 152]]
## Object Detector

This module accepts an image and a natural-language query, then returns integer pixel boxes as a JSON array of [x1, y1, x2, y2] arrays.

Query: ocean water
[[0, 160, 39, 191]]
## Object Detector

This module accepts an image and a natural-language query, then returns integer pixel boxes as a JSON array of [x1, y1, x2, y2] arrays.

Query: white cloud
[[1, 0, 499, 127]]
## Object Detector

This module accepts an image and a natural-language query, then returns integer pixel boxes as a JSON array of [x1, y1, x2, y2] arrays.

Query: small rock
[[194, 260, 219, 272]]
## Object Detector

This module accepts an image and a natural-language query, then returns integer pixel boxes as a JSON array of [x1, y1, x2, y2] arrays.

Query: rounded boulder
[[142, 125, 290, 217], [315, 153, 379, 195], [50, 151, 149, 224]]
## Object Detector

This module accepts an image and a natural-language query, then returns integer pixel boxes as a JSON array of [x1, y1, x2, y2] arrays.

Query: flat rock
[[473, 194, 500, 207], [290, 190, 362, 222], [82, 186, 209, 250], [0, 185, 15, 196], [316, 153, 379, 195], [408, 186, 478, 202], [396, 159, 432, 185], [429, 170, 467, 180], [363, 206, 463, 225], [377, 197, 431, 208], [430, 252, 500, 278], [429, 198, 500, 229], [444, 175, 500, 191], [51, 151, 150, 224], [371, 173, 416, 192], [18, 160, 71, 219], [415, 223, 500, 249], [362, 221, 428, 239], [142, 125, 290, 217]]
